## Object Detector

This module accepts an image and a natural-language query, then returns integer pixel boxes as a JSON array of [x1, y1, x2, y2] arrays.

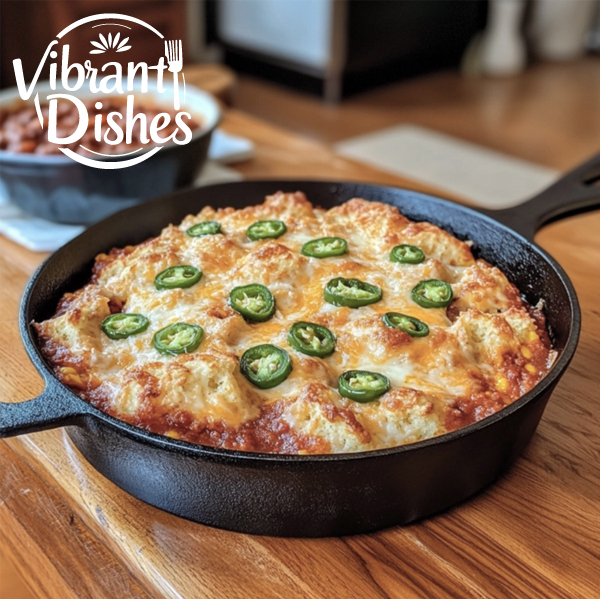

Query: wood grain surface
[[234, 58, 600, 172], [0, 109, 599, 599]]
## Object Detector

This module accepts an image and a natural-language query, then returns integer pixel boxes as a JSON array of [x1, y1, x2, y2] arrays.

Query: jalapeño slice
[[287, 322, 336, 357], [101, 314, 149, 340], [153, 323, 204, 355], [324, 277, 382, 308], [382, 312, 429, 337], [229, 284, 275, 322], [240, 344, 292, 389], [338, 370, 390, 403], [411, 279, 453, 308], [390, 244, 425, 264], [155, 265, 202, 290], [301, 237, 348, 258], [186, 220, 222, 237], [247, 220, 287, 241]]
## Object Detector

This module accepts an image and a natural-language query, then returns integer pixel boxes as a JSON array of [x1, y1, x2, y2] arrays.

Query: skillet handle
[[478, 151, 600, 240], [0, 381, 89, 437]]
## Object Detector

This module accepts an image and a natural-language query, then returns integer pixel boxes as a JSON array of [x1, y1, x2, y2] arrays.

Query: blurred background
[[1, 0, 600, 596], [2, 0, 600, 215], [2, 0, 599, 161]]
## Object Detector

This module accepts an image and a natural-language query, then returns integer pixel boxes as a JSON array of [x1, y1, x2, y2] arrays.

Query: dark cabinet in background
[[1, 0, 187, 89], [216, 0, 487, 100]]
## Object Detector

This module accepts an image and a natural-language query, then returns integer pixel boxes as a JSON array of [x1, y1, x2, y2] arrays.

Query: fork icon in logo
[[165, 40, 183, 110]]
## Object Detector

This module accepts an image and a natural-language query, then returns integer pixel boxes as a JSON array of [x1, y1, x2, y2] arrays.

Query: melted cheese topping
[[36, 192, 556, 454]]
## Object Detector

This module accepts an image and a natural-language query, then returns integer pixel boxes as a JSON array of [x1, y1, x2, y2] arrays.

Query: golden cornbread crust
[[35, 192, 556, 454]]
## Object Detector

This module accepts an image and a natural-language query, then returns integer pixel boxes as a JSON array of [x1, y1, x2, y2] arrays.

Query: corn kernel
[[525, 364, 537, 374], [521, 347, 532, 359], [495, 376, 509, 392], [61, 367, 84, 388], [528, 331, 539, 341], [165, 430, 180, 439]]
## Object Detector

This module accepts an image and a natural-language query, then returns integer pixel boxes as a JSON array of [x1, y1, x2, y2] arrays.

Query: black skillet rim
[[19, 179, 582, 462]]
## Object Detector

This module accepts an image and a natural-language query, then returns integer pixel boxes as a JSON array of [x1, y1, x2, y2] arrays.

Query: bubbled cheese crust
[[35, 192, 556, 454]]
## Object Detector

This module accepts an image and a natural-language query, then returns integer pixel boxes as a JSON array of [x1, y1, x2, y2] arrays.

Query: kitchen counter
[[0, 109, 599, 598]]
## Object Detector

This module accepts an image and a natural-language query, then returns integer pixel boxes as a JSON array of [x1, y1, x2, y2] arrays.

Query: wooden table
[[1, 109, 599, 598]]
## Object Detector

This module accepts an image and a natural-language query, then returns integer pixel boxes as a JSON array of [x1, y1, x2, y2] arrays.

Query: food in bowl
[[35, 192, 557, 454], [0, 80, 219, 224], [0, 97, 201, 155]]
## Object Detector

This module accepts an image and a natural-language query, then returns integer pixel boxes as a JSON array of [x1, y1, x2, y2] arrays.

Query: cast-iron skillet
[[2, 153, 600, 537]]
